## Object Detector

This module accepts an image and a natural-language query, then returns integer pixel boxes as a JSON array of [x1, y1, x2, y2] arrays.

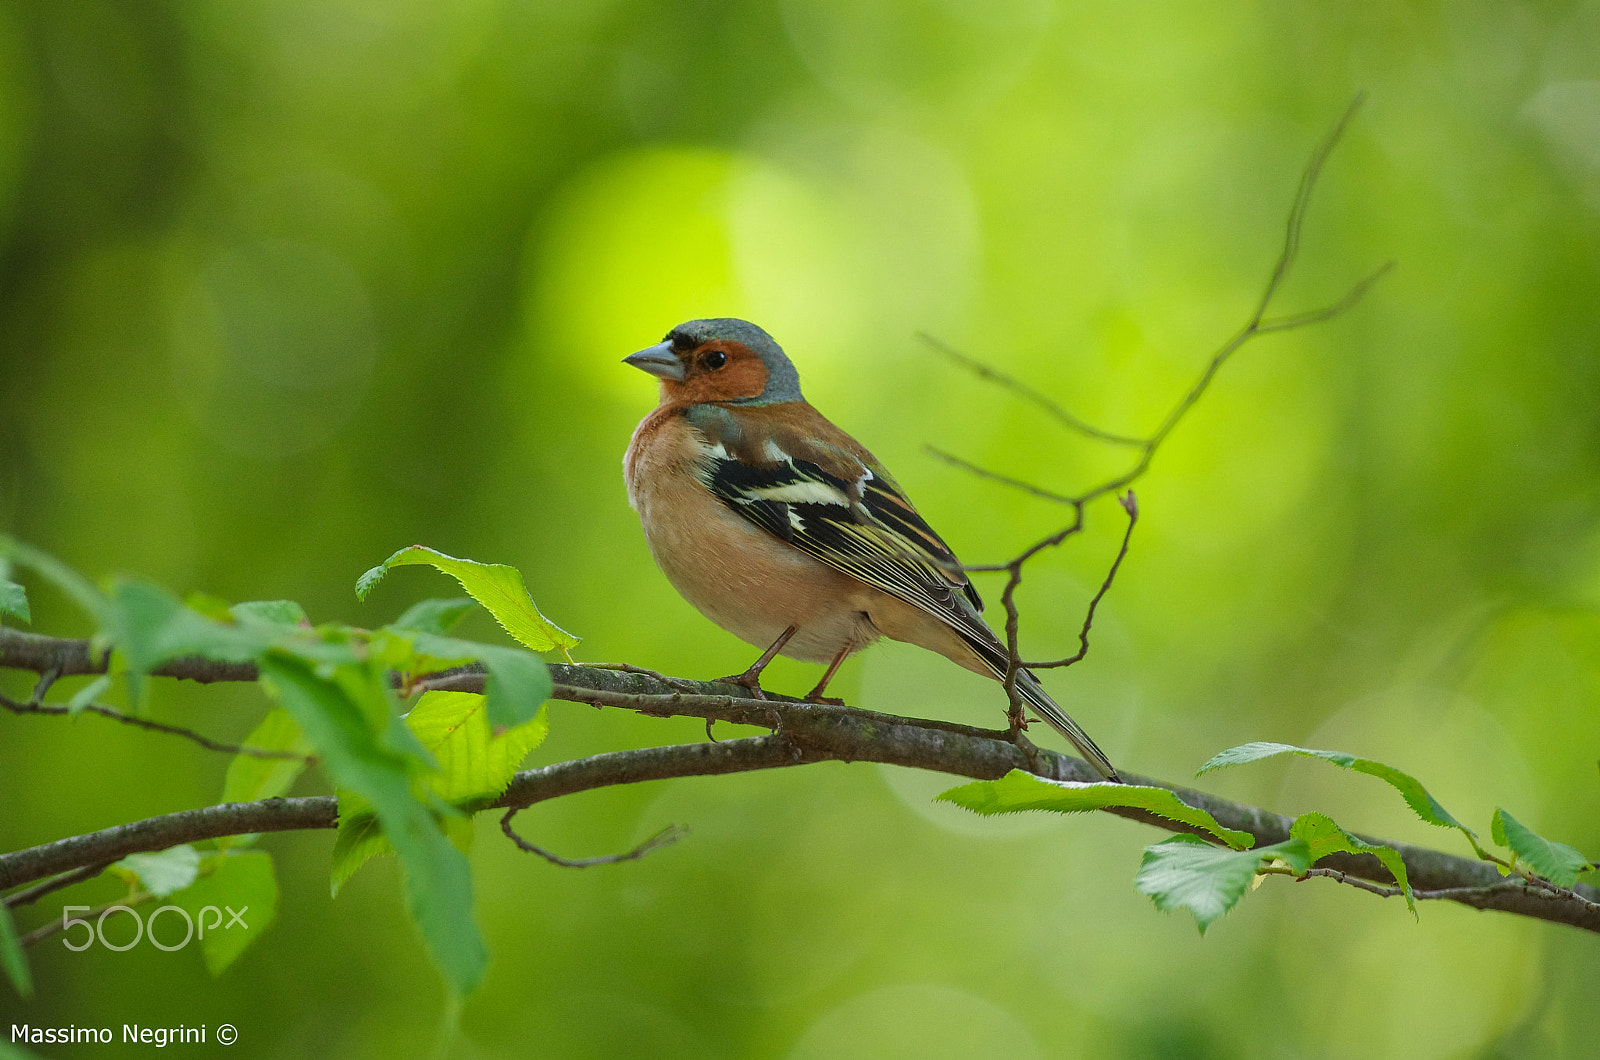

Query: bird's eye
[[704, 350, 727, 370]]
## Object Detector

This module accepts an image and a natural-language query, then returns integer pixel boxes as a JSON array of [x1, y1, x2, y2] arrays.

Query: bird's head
[[623, 318, 803, 406]]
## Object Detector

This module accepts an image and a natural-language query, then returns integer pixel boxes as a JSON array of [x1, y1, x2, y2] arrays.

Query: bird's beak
[[623, 341, 686, 382]]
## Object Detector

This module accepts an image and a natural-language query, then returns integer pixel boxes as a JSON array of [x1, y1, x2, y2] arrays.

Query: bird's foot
[[713, 671, 769, 700], [803, 691, 846, 706]]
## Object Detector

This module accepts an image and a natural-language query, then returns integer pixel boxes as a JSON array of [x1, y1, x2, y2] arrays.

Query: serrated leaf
[[331, 802, 475, 895], [407, 690, 550, 804], [1491, 808, 1596, 888], [1290, 811, 1416, 915], [169, 852, 278, 975], [1135, 834, 1311, 934], [357, 545, 579, 657], [65, 674, 111, 716], [937, 769, 1255, 849], [259, 653, 485, 996], [105, 579, 267, 674], [115, 845, 202, 898], [390, 597, 478, 636], [332, 691, 548, 891], [1197, 741, 1470, 834], [330, 810, 389, 895], [0, 901, 31, 998], [0, 578, 29, 624]]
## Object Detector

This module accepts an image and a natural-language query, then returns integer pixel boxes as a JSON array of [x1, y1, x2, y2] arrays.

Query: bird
[[622, 317, 1120, 781]]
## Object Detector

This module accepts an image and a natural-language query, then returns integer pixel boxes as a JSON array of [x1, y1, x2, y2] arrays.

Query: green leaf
[[65, 674, 111, 716], [223, 708, 312, 803], [357, 545, 579, 657], [0, 578, 29, 624], [390, 597, 478, 636], [183, 591, 236, 622], [1197, 741, 1470, 834], [411, 633, 552, 730], [330, 810, 390, 895], [169, 852, 279, 975], [1491, 808, 1596, 888], [407, 690, 550, 804], [1290, 811, 1416, 915], [1135, 834, 1311, 934], [219, 709, 313, 852], [937, 769, 1255, 849], [105, 579, 267, 674], [114, 845, 202, 897], [332, 691, 548, 891], [0, 901, 31, 998], [230, 600, 309, 628], [0, 536, 108, 624], [259, 653, 486, 996]]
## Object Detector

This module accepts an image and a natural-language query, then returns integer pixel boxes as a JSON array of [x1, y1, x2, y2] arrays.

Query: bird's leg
[[716, 625, 797, 699], [802, 644, 852, 706]]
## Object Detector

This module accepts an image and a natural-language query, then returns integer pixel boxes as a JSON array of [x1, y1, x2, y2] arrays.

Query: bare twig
[[499, 812, 686, 868], [1023, 492, 1138, 670], [0, 691, 315, 763], [922, 448, 1078, 505], [2, 862, 111, 909], [1261, 864, 1600, 914], [919, 333, 1146, 447], [28, 666, 61, 706], [926, 95, 1388, 745], [21, 890, 152, 948]]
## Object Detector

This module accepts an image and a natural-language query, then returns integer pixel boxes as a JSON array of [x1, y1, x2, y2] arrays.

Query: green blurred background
[[3, 0, 1599, 1056]]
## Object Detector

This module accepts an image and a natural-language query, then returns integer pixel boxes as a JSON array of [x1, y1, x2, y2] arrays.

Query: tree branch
[[923, 96, 1391, 735], [3, 654, 1595, 933]]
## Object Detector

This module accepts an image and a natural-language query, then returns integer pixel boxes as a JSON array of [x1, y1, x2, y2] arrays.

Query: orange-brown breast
[[624, 405, 882, 663]]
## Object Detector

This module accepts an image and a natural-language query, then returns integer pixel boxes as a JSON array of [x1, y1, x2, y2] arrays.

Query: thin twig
[[1024, 492, 1139, 669], [922, 448, 1078, 505], [0, 691, 314, 763], [1260, 864, 1599, 910], [925, 95, 1386, 748], [920, 332, 1147, 447], [20, 890, 151, 948], [3, 862, 111, 908], [499, 810, 687, 869], [28, 666, 61, 706]]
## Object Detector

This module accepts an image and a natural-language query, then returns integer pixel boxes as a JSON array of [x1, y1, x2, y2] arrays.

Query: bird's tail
[[1013, 670, 1121, 782]]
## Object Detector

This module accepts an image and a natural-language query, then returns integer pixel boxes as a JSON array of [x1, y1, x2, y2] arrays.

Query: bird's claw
[[714, 672, 768, 700]]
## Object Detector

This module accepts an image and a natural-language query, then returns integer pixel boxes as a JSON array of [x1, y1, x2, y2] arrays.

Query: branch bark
[[3, 634, 1595, 933]]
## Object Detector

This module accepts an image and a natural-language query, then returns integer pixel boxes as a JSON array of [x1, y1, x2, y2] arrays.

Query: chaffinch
[[622, 318, 1120, 781]]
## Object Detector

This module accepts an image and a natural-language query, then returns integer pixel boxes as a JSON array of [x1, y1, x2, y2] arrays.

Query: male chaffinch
[[623, 318, 1120, 781]]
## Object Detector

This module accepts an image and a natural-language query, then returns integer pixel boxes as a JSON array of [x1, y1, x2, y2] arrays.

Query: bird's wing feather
[[685, 401, 985, 623]]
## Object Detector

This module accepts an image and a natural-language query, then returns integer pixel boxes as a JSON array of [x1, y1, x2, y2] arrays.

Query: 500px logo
[[58, 904, 249, 952]]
